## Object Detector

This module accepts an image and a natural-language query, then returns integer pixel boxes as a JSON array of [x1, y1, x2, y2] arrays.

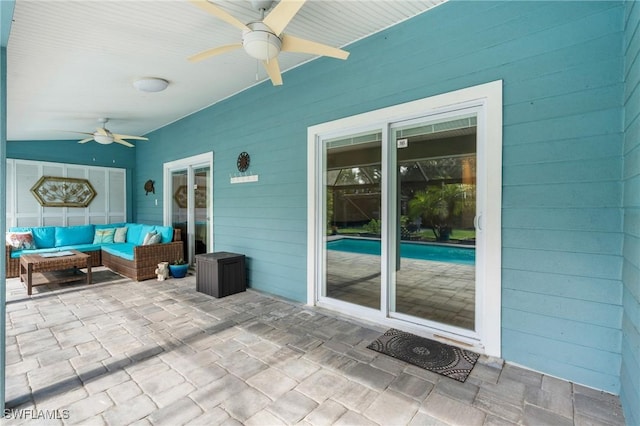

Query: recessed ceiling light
[[133, 77, 169, 93]]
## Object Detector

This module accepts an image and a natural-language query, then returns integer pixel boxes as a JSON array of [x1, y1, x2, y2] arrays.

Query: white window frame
[[307, 80, 502, 357]]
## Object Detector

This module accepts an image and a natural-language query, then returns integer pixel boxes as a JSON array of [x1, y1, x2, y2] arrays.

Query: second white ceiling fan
[[188, 0, 350, 86]]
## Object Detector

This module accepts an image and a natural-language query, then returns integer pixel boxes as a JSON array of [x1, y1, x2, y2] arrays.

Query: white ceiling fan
[[188, 0, 350, 86], [72, 118, 148, 148]]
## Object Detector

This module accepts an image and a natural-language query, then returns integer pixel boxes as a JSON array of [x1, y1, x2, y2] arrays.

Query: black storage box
[[195, 252, 246, 298]]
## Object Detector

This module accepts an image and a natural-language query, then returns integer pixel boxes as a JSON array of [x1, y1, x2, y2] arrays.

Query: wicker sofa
[[5, 223, 183, 281]]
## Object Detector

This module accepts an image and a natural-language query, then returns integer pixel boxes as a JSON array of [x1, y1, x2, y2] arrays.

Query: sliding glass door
[[164, 153, 213, 265], [323, 131, 382, 310], [311, 81, 502, 354], [389, 114, 477, 330]]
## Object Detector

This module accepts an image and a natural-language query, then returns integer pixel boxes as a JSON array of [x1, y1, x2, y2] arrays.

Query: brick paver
[[4, 267, 626, 425]]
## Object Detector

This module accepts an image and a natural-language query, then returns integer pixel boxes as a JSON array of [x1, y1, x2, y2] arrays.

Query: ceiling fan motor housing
[[242, 22, 282, 60]]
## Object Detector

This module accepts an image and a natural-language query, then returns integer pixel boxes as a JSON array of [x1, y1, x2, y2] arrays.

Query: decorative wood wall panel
[[5, 159, 126, 229]]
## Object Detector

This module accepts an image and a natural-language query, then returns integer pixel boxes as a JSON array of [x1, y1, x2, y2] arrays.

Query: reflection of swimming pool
[[327, 238, 475, 265]]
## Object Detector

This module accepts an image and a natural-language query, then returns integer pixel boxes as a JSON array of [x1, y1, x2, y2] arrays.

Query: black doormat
[[367, 328, 480, 382]]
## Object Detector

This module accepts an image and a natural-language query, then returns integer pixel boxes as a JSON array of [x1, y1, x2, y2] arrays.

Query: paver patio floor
[[3, 267, 626, 425]]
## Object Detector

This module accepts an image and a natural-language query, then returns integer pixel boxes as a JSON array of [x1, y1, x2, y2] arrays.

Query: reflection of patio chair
[[402, 223, 421, 240]]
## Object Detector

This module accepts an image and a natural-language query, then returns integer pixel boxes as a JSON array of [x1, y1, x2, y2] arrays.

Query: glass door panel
[[391, 115, 477, 330], [169, 165, 211, 264], [194, 166, 210, 256], [323, 131, 382, 310], [171, 170, 189, 261]]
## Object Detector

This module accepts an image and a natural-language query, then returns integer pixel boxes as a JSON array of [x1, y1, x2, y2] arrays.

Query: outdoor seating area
[[5, 224, 183, 282], [4, 271, 626, 425]]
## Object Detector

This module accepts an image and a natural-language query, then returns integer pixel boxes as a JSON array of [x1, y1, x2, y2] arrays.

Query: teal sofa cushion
[[126, 224, 144, 246], [154, 226, 173, 244], [137, 225, 155, 245], [102, 243, 135, 261], [95, 222, 126, 230], [10, 244, 102, 258], [10, 247, 59, 259], [55, 225, 95, 247], [57, 244, 103, 253], [10, 226, 56, 248]]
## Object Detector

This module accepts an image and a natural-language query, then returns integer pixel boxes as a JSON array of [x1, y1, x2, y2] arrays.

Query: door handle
[[474, 214, 482, 231]]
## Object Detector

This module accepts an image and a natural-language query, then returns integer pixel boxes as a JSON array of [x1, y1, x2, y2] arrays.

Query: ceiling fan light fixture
[[243, 23, 282, 60], [93, 133, 114, 144], [133, 77, 169, 93]]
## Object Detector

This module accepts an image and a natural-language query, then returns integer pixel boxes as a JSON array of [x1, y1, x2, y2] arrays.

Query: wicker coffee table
[[20, 250, 92, 295]]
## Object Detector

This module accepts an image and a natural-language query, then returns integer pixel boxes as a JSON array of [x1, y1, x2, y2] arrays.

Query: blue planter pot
[[169, 264, 189, 278]]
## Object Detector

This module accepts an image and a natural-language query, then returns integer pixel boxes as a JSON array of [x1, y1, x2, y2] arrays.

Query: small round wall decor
[[237, 151, 250, 172]]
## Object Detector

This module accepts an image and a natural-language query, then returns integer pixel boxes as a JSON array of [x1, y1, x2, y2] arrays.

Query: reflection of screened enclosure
[[326, 120, 477, 237], [327, 166, 382, 225], [327, 156, 476, 228]]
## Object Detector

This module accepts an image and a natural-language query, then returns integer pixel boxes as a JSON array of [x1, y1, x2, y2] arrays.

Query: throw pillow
[[114, 227, 128, 243], [93, 228, 115, 244], [142, 231, 161, 245], [5, 231, 37, 250]]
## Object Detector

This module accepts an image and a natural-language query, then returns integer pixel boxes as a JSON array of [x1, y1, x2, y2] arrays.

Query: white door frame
[[163, 152, 213, 263], [307, 81, 502, 356]]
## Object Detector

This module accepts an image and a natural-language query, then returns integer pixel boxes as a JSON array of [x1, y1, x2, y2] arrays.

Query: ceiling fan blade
[[262, 58, 283, 86], [58, 130, 94, 135], [281, 34, 349, 60], [113, 133, 148, 141], [95, 127, 108, 136], [113, 138, 135, 148], [78, 138, 93, 144], [263, 0, 306, 36], [188, 0, 249, 31], [188, 43, 243, 62]]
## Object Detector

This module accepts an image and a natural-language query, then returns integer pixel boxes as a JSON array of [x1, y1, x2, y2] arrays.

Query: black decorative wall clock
[[237, 151, 250, 172]]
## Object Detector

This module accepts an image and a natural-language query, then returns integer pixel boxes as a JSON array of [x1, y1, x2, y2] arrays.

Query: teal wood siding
[[621, 0, 640, 424], [133, 1, 626, 392]]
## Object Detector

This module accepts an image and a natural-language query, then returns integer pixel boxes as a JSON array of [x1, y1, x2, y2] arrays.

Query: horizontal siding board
[[621, 319, 640, 391], [502, 229, 621, 255], [623, 287, 640, 335], [503, 288, 622, 329], [502, 269, 622, 305], [500, 33, 623, 86], [503, 248, 622, 281], [502, 329, 620, 393], [502, 181, 621, 208], [503, 157, 620, 186], [503, 308, 621, 352], [504, 84, 623, 126], [502, 208, 622, 232], [620, 356, 640, 426], [504, 135, 622, 166], [624, 108, 640, 154], [621, 0, 640, 419], [503, 109, 623, 145], [623, 234, 640, 270], [506, 57, 623, 103], [622, 261, 640, 303], [623, 144, 640, 179], [624, 208, 640, 236]]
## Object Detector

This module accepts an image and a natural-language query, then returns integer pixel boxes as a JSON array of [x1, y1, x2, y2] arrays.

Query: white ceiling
[[7, 0, 444, 142]]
